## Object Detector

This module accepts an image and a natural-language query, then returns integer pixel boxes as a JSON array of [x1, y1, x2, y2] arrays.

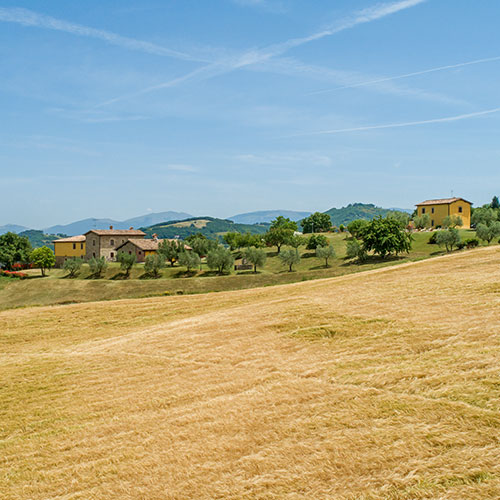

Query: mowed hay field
[[1, 247, 499, 499]]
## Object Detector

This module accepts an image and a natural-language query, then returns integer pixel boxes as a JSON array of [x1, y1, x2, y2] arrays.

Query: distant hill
[[229, 210, 311, 224], [19, 230, 66, 250], [324, 203, 404, 226], [0, 224, 29, 235], [141, 217, 268, 240], [44, 211, 193, 236]]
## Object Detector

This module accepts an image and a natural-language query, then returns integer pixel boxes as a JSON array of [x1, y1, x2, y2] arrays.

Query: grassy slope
[[0, 247, 499, 499], [0, 230, 482, 310]]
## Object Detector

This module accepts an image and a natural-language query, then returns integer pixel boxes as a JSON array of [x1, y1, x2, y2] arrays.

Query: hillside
[[0, 224, 29, 235], [142, 216, 268, 239], [18, 229, 66, 250], [1, 248, 499, 499], [229, 210, 311, 224], [325, 202, 404, 226], [44, 211, 193, 236]]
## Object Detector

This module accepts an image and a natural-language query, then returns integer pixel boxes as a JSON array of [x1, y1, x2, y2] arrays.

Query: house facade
[[416, 197, 472, 229], [114, 237, 192, 263], [53, 235, 86, 267], [85, 227, 146, 261]]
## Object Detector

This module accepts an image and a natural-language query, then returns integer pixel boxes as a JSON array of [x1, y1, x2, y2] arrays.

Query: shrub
[[464, 238, 480, 249], [476, 221, 500, 244], [346, 239, 366, 262], [117, 252, 136, 277], [306, 234, 328, 250], [414, 214, 431, 230], [442, 215, 463, 229]]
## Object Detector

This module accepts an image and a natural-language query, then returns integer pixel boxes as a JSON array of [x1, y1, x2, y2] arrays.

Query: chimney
[[109, 225, 113, 230], [129, 226, 134, 230], [153, 233, 158, 241]]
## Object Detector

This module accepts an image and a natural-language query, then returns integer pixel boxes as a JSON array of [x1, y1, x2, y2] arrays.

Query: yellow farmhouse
[[53, 235, 86, 267], [416, 197, 472, 229]]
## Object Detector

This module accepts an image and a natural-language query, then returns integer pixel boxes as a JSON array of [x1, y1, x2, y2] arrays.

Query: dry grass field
[[1, 246, 499, 499]]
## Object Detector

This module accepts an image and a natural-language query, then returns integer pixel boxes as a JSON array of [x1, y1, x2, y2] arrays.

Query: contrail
[[311, 56, 500, 95], [0, 7, 206, 63], [302, 107, 500, 135]]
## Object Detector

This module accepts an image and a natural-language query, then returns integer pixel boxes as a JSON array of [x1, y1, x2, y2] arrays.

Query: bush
[[345, 239, 366, 262], [63, 257, 83, 278], [476, 221, 500, 244], [464, 238, 480, 249], [414, 214, 431, 230], [306, 234, 328, 250], [0, 269, 28, 279]]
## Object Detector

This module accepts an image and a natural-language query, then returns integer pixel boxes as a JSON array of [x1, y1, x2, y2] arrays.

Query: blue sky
[[1, 0, 499, 228]]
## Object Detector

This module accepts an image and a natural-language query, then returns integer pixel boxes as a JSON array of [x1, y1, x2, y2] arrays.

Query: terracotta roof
[[53, 235, 86, 243], [115, 238, 192, 251], [84, 229, 145, 236], [416, 197, 472, 206]]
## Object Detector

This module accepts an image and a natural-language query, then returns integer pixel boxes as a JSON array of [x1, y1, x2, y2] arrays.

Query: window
[[431, 220, 435, 226], [431, 207, 434, 214], [110, 252, 114, 258], [93, 239, 96, 246], [122, 239, 125, 244], [110, 239, 115, 246], [129, 251, 132, 255], [458, 206, 463, 213], [421, 207, 426, 214], [93, 252, 96, 258], [81, 243, 84, 250], [73, 243, 76, 250]]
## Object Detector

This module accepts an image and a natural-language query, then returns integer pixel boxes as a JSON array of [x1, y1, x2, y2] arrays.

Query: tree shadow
[[109, 271, 131, 280]]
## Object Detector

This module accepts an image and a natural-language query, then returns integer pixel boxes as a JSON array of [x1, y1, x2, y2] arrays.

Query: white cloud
[[166, 164, 199, 173]]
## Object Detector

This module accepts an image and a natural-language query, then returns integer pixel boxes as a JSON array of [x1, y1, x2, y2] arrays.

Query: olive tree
[[436, 228, 461, 252], [413, 214, 431, 230], [144, 254, 165, 278], [89, 256, 108, 278], [476, 222, 500, 244], [117, 251, 136, 277], [316, 244, 336, 267], [207, 246, 234, 274], [279, 249, 300, 272], [442, 215, 463, 229], [63, 257, 83, 278], [178, 251, 201, 272], [243, 247, 267, 273]]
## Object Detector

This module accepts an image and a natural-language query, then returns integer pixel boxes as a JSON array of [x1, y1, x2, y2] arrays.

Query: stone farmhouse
[[115, 235, 191, 263], [415, 197, 472, 229], [53, 226, 190, 266], [84, 227, 146, 261]]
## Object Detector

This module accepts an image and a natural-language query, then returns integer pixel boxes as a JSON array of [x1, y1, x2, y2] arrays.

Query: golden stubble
[[0, 247, 499, 499]]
